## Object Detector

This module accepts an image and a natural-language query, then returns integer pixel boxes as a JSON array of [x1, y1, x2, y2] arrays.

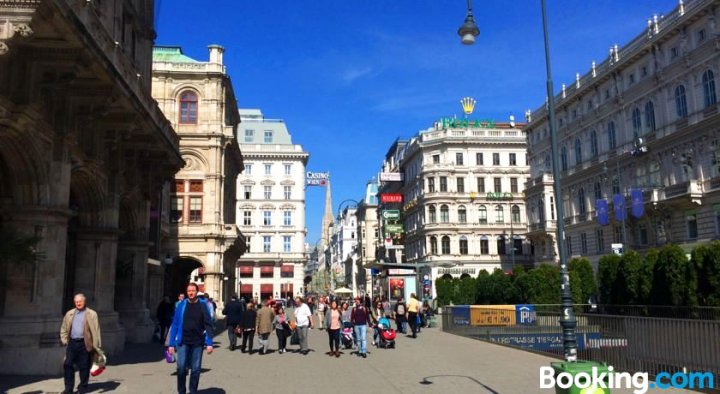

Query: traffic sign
[[382, 210, 400, 220]]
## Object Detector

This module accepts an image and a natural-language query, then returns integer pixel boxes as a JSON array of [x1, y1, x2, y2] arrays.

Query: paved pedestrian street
[[1, 319, 696, 394]]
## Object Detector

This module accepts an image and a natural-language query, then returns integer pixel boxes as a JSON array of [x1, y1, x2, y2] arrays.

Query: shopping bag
[[290, 330, 300, 345], [90, 348, 107, 376], [165, 348, 176, 363]]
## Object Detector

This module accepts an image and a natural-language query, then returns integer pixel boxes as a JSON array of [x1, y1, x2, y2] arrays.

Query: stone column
[[116, 241, 155, 343], [73, 228, 126, 355]]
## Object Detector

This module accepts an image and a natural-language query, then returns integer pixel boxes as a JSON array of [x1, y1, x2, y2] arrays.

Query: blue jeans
[[176, 344, 204, 394], [354, 324, 368, 354]]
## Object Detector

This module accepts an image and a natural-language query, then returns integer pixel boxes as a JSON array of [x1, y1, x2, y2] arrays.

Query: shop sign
[[382, 210, 400, 220], [380, 193, 403, 203], [379, 173, 403, 182], [440, 117, 496, 129], [486, 192, 513, 201], [306, 172, 329, 186], [438, 268, 477, 276], [388, 269, 414, 275], [385, 223, 403, 234]]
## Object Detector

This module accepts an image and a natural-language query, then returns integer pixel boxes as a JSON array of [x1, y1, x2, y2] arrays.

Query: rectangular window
[[440, 177, 447, 192], [480, 239, 489, 254], [493, 153, 500, 165], [284, 186, 292, 200], [459, 239, 468, 254], [638, 224, 648, 245], [457, 178, 465, 193], [509, 153, 517, 166], [432, 154, 440, 164], [494, 177, 502, 193], [189, 197, 202, 223], [497, 238, 506, 255], [283, 236, 291, 253], [244, 129, 253, 143], [566, 236, 572, 255], [284, 164, 291, 176], [510, 178, 518, 193], [171, 197, 183, 223], [596, 229, 604, 253], [243, 210, 252, 226], [264, 130, 273, 143], [698, 29, 706, 43], [477, 177, 485, 193], [264, 186, 272, 199], [284, 210, 292, 226], [244, 186, 252, 200], [581, 233, 588, 254], [455, 152, 464, 166], [687, 212, 698, 239], [428, 178, 435, 193], [614, 225, 622, 243], [263, 211, 272, 226], [514, 239, 523, 255], [264, 164, 272, 175], [476, 152, 483, 165], [246, 237, 251, 253], [189, 180, 203, 192], [263, 236, 271, 253]]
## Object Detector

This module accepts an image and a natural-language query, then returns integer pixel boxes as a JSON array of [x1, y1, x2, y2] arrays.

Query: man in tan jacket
[[60, 293, 101, 394], [255, 299, 275, 355]]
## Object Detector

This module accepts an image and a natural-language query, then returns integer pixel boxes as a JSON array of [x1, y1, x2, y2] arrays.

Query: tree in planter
[[597, 254, 621, 304], [568, 257, 597, 305], [513, 266, 541, 304], [457, 276, 477, 305], [475, 270, 492, 304], [691, 241, 720, 306], [434, 277, 455, 307], [651, 244, 695, 307]]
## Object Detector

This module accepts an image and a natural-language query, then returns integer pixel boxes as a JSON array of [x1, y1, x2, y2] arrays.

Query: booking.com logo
[[540, 365, 716, 394]]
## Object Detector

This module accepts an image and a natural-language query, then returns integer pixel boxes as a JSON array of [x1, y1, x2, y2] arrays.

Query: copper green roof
[[152, 46, 200, 63]]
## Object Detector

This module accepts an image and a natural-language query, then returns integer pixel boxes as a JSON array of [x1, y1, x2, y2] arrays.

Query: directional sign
[[385, 223, 404, 234], [382, 210, 400, 220]]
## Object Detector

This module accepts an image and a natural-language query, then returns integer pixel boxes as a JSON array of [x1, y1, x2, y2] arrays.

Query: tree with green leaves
[[526, 264, 561, 304], [487, 268, 519, 304], [639, 248, 658, 305], [691, 241, 720, 306], [612, 251, 644, 305], [457, 276, 477, 305], [597, 254, 621, 304], [475, 270, 492, 304], [651, 244, 692, 306], [568, 257, 597, 305], [434, 277, 455, 307]]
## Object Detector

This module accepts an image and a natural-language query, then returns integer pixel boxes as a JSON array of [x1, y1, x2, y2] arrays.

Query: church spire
[[320, 180, 334, 249]]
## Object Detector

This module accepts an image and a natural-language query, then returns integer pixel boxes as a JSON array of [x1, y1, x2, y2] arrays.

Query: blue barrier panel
[[515, 304, 536, 325], [451, 305, 471, 326], [483, 332, 601, 351]]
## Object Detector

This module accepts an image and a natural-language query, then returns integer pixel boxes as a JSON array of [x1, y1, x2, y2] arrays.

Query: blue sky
[[156, 0, 678, 244]]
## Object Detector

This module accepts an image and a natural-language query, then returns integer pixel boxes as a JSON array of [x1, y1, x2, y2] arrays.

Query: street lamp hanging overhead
[[458, 0, 480, 45]]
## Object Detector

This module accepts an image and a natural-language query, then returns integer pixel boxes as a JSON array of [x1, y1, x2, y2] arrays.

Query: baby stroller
[[375, 317, 396, 349], [341, 322, 354, 349]]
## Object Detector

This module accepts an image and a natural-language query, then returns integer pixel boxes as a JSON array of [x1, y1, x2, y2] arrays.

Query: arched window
[[459, 236, 468, 255], [703, 69, 717, 108], [578, 188, 586, 215], [590, 130, 598, 158], [429, 205, 436, 224], [495, 205, 504, 223], [608, 121, 617, 149], [441, 236, 451, 254], [430, 236, 438, 255], [645, 101, 656, 132], [675, 85, 688, 118], [478, 205, 487, 224], [631, 107, 642, 138], [458, 205, 467, 223], [440, 205, 449, 223], [179, 90, 198, 124], [511, 205, 521, 223], [574, 138, 582, 165], [560, 146, 568, 171]]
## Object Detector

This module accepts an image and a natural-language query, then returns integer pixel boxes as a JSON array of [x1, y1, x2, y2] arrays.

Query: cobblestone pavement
[[1, 318, 698, 394]]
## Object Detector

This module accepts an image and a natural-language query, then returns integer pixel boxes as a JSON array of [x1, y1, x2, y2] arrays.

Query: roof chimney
[[208, 44, 224, 65]]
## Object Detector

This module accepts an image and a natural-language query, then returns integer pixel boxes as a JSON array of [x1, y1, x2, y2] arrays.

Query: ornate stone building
[[524, 0, 720, 264], [235, 109, 309, 302], [152, 45, 245, 306], [355, 180, 379, 296], [0, 1, 182, 374]]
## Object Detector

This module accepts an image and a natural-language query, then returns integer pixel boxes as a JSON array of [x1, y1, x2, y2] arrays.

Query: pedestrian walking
[[317, 297, 327, 330], [239, 302, 257, 354], [351, 297, 370, 358], [273, 307, 290, 353], [370, 301, 384, 346], [407, 293, 420, 338], [324, 300, 342, 357], [340, 301, 354, 348], [394, 298, 407, 334], [60, 293, 102, 394], [167, 283, 214, 394], [293, 296, 313, 355], [382, 297, 392, 318], [222, 294, 243, 351], [256, 299, 275, 355], [175, 293, 185, 308], [156, 296, 174, 344]]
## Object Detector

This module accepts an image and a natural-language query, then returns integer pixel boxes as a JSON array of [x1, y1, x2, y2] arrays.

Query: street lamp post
[[459, 0, 577, 362]]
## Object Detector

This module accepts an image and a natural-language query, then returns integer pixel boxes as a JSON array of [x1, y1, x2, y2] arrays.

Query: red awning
[[240, 284, 252, 293], [281, 265, 294, 273], [239, 266, 253, 274], [260, 266, 273, 274], [260, 284, 273, 293]]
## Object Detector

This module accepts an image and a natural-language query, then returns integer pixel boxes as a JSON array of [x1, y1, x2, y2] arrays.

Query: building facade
[[236, 109, 309, 302], [0, 1, 183, 374], [329, 206, 358, 292], [355, 181, 380, 297], [152, 45, 245, 306], [376, 119, 531, 299], [524, 0, 720, 264]]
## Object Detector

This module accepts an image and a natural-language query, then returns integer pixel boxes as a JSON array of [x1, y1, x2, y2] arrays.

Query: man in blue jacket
[[168, 283, 214, 394]]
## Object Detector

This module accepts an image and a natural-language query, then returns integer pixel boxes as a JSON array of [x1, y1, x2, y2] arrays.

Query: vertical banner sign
[[596, 199, 609, 225], [613, 194, 626, 222], [630, 188, 644, 218]]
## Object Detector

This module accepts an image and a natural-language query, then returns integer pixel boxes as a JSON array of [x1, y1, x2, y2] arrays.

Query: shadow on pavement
[[0, 375, 60, 393], [419, 375, 499, 393], [198, 388, 225, 394], [86, 380, 122, 392]]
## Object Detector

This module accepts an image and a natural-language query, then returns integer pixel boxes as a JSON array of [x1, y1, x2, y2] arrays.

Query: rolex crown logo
[[460, 97, 476, 115]]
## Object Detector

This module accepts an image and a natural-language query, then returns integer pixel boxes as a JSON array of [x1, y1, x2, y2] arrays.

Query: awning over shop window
[[260, 284, 273, 293], [239, 266, 253, 274], [260, 266, 273, 274], [281, 265, 294, 273], [240, 284, 252, 293]]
